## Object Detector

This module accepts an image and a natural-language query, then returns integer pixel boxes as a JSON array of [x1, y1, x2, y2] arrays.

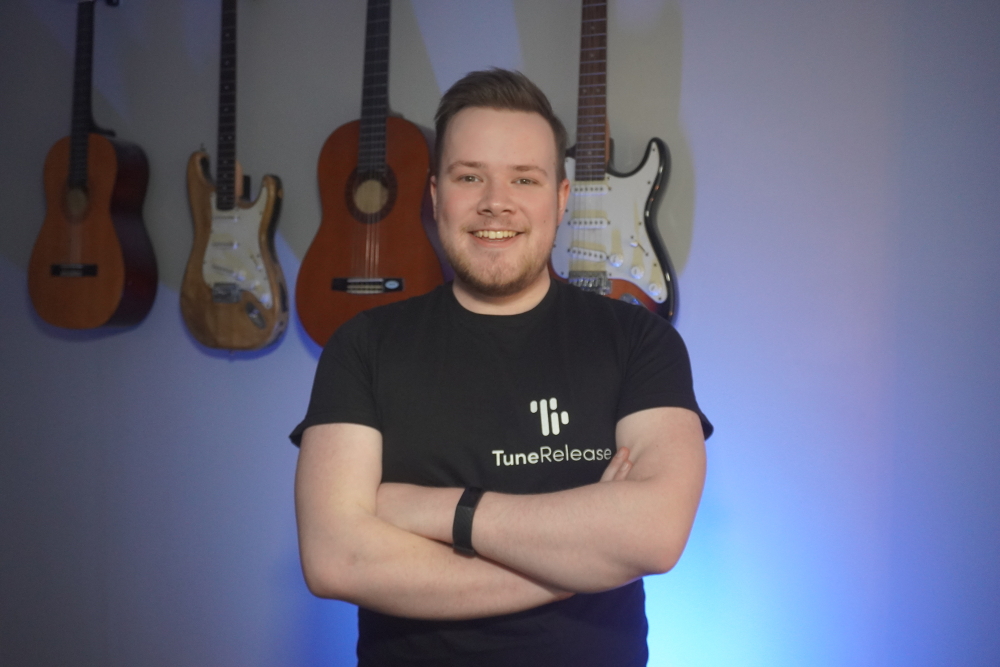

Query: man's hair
[[433, 68, 568, 183]]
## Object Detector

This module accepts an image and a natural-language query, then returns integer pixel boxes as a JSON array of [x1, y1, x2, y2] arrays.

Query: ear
[[430, 175, 438, 220], [556, 177, 571, 221]]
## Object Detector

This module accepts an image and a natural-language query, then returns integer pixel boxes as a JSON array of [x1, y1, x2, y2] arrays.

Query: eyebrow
[[445, 161, 549, 177], [445, 161, 486, 174], [512, 164, 548, 176]]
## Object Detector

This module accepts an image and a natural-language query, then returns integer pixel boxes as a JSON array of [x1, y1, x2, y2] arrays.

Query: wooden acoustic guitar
[[296, 0, 444, 347], [550, 0, 679, 321], [28, 0, 157, 329], [181, 0, 288, 350]]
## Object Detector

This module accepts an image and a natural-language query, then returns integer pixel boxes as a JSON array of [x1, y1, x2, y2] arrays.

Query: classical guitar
[[296, 0, 444, 347], [181, 0, 288, 350], [28, 0, 157, 329], [550, 0, 678, 320]]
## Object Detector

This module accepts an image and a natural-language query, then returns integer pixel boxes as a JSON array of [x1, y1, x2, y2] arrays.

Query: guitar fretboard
[[358, 0, 390, 173], [68, 0, 96, 190], [216, 0, 238, 210], [574, 0, 608, 183]]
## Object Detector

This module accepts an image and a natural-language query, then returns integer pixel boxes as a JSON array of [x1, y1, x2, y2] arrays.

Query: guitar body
[[28, 133, 157, 329], [297, 116, 443, 346], [551, 138, 677, 319], [181, 152, 288, 350]]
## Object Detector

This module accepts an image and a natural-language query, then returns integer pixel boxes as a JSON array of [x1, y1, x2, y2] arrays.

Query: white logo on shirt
[[530, 397, 569, 436], [490, 398, 611, 467]]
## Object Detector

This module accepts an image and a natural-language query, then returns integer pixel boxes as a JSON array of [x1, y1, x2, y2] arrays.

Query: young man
[[291, 69, 711, 666]]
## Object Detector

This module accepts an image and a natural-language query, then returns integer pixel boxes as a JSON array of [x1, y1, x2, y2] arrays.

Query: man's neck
[[451, 272, 551, 315]]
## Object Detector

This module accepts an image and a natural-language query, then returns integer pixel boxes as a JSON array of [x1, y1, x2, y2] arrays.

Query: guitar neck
[[574, 0, 608, 182], [358, 0, 391, 173], [216, 0, 238, 210], [69, 0, 97, 190]]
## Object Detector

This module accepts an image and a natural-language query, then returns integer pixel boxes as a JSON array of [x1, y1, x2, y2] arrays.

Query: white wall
[[2, 1, 998, 665]]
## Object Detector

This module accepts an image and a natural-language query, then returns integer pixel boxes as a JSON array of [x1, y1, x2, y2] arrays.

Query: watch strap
[[452, 486, 484, 556]]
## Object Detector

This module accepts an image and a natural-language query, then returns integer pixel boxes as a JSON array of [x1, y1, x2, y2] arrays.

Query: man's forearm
[[377, 479, 684, 592], [480, 482, 682, 591], [299, 505, 572, 620]]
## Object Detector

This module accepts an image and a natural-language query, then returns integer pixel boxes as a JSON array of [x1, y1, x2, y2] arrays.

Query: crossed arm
[[294, 406, 705, 620]]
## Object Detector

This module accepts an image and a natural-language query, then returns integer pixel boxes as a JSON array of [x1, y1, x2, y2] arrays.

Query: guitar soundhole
[[355, 180, 388, 213], [345, 167, 397, 224], [65, 187, 89, 220]]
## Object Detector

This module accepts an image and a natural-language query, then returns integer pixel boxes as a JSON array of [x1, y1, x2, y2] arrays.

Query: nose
[[477, 178, 515, 218]]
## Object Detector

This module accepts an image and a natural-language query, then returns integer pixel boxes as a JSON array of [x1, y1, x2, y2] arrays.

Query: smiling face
[[431, 107, 570, 310]]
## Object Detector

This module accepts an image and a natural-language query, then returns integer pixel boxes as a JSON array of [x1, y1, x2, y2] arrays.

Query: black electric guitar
[[551, 0, 678, 320], [28, 0, 157, 329], [181, 0, 288, 350]]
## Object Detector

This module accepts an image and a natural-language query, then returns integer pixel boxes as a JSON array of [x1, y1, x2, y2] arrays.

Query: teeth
[[474, 230, 517, 239]]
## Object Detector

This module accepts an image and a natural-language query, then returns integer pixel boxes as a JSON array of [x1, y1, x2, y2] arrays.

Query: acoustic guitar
[[550, 0, 679, 320], [28, 0, 157, 329], [181, 0, 288, 350], [296, 0, 444, 347]]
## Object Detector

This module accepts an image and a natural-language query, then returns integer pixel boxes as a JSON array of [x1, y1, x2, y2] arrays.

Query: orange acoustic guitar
[[28, 0, 157, 330], [296, 0, 444, 347], [181, 0, 288, 350]]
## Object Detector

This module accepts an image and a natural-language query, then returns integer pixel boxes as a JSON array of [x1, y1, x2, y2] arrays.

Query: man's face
[[431, 107, 570, 299]]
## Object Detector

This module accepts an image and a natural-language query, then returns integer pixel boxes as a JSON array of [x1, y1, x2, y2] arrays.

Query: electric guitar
[[28, 0, 157, 329], [296, 0, 444, 347], [181, 0, 288, 350], [551, 0, 678, 320]]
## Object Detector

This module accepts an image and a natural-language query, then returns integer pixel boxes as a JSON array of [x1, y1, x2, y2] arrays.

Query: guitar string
[[365, 3, 389, 283]]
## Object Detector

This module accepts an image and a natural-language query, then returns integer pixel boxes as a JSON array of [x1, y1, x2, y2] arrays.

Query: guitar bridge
[[51, 263, 97, 277], [211, 283, 241, 303], [332, 277, 404, 294], [568, 271, 611, 295]]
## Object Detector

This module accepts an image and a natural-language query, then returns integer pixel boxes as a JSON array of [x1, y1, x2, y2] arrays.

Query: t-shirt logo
[[490, 398, 611, 467], [530, 397, 569, 436]]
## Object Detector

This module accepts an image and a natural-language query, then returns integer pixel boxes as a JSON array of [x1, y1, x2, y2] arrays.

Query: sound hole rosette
[[344, 167, 398, 224]]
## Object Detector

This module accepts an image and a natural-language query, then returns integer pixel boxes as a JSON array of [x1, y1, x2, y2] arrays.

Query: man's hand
[[599, 446, 632, 482]]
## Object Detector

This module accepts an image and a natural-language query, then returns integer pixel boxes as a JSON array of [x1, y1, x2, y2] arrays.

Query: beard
[[441, 233, 549, 298]]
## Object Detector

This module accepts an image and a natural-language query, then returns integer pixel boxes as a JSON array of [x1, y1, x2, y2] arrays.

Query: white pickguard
[[202, 190, 273, 308], [551, 142, 667, 303]]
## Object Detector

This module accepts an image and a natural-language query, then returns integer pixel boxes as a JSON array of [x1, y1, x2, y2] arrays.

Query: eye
[[458, 174, 480, 183], [515, 177, 538, 185]]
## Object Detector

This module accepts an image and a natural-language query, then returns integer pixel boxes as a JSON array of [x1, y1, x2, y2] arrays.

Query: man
[[291, 69, 711, 666]]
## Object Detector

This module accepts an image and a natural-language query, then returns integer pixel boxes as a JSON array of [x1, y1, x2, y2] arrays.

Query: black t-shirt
[[291, 280, 712, 666]]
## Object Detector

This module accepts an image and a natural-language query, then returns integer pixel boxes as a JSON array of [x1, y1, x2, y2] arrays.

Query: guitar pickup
[[568, 217, 609, 229], [332, 277, 404, 294], [571, 182, 609, 196], [568, 247, 608, 262], [51, 263, 97, 277]]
